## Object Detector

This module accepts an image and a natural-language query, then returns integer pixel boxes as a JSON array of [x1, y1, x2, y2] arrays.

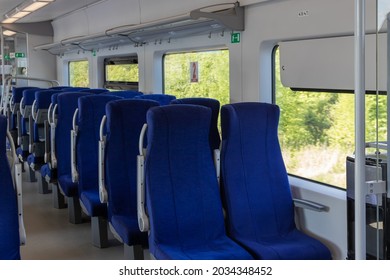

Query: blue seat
[[39, 91, 67, 183], [220, 102, 332, 260], [43, 91, 80, 208], [73, 94, 122, 247], [135, 94, 176, 105], [16, 88, 41, 163], [8, 87, 39, 146], [26, 89, 62, 193], [0, 115, 24, 260], [102, 99, 158, 258], [106, 90, 143, 99], [142, 104, 253, 260], [56, 92, 90, 223], [171, 97, 221, 150], [27, 90, 62, 170]]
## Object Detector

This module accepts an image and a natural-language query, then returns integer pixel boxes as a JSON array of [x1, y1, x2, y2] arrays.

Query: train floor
[[19, 164, 125, 260]]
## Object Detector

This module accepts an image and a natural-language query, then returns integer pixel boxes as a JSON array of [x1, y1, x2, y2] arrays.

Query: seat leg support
[[52, 183, 67, 209], [38, 175, 51, 194], [91, 216, 109, 248], [68, 196, 82, 224], [29, 166, 37, 182]]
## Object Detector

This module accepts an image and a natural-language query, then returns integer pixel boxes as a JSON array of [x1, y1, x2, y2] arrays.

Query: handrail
[[1, 76, 60, 115]]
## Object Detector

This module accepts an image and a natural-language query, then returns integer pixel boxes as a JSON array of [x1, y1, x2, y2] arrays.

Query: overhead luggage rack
[[34, 2, 244, 55]]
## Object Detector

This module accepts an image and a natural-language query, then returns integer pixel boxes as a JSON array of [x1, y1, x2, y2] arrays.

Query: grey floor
[[19, 166, 125, 260]]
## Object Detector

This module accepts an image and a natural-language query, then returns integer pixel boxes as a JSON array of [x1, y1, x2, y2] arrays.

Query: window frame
[[103, 56, 139, 90]]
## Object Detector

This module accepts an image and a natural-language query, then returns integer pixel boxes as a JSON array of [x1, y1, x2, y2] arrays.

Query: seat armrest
[[70, 109, 79, 183], [17, 111, 22, 146], [213, 149, 220, 184], [137, 124, 149, 232], [293, 198, 329, 212], [44, 120, 50, 163], [7, 131, 26, 246], [28, 115, 33, 153], [98, 115, 108, 203], [50, 104, 58, 168]]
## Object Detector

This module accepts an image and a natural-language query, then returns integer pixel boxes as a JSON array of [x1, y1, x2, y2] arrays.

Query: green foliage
[[106, 64, 138, 82], [69, 61, 89, 87], [274, 48, 387, 188], [164, 50, 230, 107]]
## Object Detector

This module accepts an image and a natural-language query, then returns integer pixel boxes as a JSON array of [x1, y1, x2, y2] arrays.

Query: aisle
[[19, 167, 124, 260]]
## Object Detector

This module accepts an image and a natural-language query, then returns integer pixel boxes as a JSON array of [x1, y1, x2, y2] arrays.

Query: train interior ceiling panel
[[0, 0, 389, 261]]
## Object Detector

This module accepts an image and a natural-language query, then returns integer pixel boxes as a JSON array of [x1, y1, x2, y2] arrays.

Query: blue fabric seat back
[[9, 87, 37, 131], [221, 103, 295, 238], [35, 89, 63, 110], [0, 116, 20, 260], [51, 92, 62, 105], [220, 102, 331, 260], [76, 95, 122, 197], [56, 92, 90, 180], [31, 90, 63, 144], [171, 97, 221, 150], [105, 99, 159, 220], [22, 88, 40, 106], [12, 87, 39, 104], [80, 88, 109, 94], [20, 88, 41, 136], [106, 90, 143, 99], [136, 94, 176, 105], [145, 105, 227, 249]]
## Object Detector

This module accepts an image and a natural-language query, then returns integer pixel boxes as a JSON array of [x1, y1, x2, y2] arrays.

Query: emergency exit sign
[[9, 52, 25, 58], [231, 32, 241, 44], [15, 52, 25, 58]]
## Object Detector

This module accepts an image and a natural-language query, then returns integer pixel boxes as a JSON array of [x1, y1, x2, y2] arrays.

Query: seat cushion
[[235, 228, 332, 260], [152, 238, 253, 260], [79, 191, 107, 217], [16, 147, 27, 159], [27, 154, 44, 168], [40, 164, 56, 182], [110, 215, 148, 247], [58, 175, 78, 197]]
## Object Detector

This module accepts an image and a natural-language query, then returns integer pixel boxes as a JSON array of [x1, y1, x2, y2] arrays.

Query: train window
[[69, 60, 89, 87], [273, 46, 386, 189], [163, 49, 229, 107], [104, 56, 139, 90]]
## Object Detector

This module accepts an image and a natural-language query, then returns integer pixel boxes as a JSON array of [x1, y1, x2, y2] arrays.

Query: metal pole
[[387, 13, 390, 200], [354, 0, 366, 260]]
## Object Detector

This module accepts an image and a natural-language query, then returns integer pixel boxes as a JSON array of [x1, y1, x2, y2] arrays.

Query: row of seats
[[1, 85, 332, 259], [137, 102, 332, 260], [44, 90, 177, 256]]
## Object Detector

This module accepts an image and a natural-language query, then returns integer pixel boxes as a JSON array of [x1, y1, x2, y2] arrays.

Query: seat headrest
[[12, 87, 39, 103], [136, 94, 176, 105], [22, 88, 41, 105], [35, 90, 63, 109]]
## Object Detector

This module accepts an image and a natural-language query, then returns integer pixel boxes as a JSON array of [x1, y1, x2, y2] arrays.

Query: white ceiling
[[0, 0, 103, 23]]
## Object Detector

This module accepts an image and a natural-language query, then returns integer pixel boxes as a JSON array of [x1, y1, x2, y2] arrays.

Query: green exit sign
[[231, 32, 241, 44], [15, 52, 25, 58]]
